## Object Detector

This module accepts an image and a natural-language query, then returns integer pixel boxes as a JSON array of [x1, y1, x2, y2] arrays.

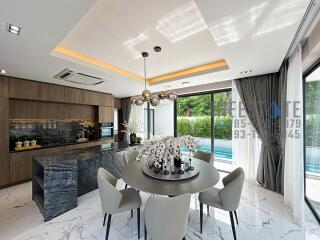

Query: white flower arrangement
[[139, 135, 200, 167], [140, 139, 166, 167], [121, 121, 142, 134]]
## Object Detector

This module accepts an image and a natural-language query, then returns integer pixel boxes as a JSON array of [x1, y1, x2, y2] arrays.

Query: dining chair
[[198, 167, 245, 240], [144, 194, 191, 240], [193, 150, 214, 164], [97, 167, 142, 240], [124, 150, 139, 189], [193, 150, 215, 215]]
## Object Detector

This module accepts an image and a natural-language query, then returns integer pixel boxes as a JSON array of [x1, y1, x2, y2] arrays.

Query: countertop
[[10, 138, 114, 153], [33, 142, 140, 167]]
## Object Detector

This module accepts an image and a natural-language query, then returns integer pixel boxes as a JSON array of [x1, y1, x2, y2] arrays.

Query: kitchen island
[[32, 142, 140, 221]]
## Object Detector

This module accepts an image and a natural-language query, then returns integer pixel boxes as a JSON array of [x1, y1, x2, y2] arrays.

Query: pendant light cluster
[[130, 46, 177, 107]]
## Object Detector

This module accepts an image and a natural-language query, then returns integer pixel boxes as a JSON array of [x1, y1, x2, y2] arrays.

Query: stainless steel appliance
[[99, 122, 113, 139]]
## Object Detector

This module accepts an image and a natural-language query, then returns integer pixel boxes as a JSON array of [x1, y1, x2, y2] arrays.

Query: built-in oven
[[99, 122, 114, 139]]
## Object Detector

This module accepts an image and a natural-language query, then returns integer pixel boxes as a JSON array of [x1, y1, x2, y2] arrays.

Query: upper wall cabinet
[[84, 90, 100, 106], [0, 76, 8, 97], [99, 92, 114, 107], [40, 83, 65, 103], [8, 78, 41, 100], [114, 98, 121, 109], [64, 87, 84, 104], [98, 106, 114, 123], [7, 77, 114, 106]]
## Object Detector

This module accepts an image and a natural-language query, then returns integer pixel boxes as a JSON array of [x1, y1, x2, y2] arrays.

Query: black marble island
[[32, 142, 139, 221]]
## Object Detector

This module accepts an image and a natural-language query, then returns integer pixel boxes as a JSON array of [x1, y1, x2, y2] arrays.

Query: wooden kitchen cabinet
[[40, 83, 65, 103], [114, 98, 121, 109], [98, 106, 114, 123], [64, 87, 84, 104], [0, 76, 8, 97], [0, 151, 9, 186], [84, 90, 99, 105], [99, 92, 114, 107], [0, 97, 9, 186], [10, 151, 31, 183], [8, 78, 41, 100]]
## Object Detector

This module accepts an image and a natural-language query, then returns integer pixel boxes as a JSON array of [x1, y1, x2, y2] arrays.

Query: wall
[[303, 18, 320, 71], [154, 101, 174, 137]]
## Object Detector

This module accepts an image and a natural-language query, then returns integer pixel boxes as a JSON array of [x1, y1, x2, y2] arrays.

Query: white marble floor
[[1, 177, 320, 240]]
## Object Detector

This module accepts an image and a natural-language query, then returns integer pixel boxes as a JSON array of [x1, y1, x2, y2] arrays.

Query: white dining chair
[[97, 167, 142, 240], [123, 150, 139, 189], [198, 167, 245, 240], [144, 194, 191, 240], [193, 150, 215, 215]]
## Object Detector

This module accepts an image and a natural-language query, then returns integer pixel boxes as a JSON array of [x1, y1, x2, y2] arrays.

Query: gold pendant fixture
[[130, 47, 176, 106]]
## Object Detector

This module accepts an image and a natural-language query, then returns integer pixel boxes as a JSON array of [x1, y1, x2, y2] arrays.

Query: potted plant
[[121, 121, 142, 145]]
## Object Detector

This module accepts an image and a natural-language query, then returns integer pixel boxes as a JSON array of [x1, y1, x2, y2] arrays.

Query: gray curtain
[[235, 62, 287, 193], [121, 98, 131, 144], [277, 61, 288, 194]]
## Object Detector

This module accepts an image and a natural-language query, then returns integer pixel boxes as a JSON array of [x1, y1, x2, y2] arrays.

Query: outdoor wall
[[154, 101, 174, 136]]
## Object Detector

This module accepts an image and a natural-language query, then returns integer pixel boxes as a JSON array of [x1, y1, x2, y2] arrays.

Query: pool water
[[181, 146, 232, 160], [306, 164, 320, 174]]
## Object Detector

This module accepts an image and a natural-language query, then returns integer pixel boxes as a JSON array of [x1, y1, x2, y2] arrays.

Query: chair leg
[[234, 211, 239, 225], [200, 203, 203, 234], [125, 184, 128, 189], [103, 213, 107, 226], [144, 224, 147, 240], [182, 237, 186, 240], [207, 205, 210, 216], [137, 208, 140, 239], [229, 211, 237, 240], [105, 214, 112, 240], [131, 209, 133, 218]]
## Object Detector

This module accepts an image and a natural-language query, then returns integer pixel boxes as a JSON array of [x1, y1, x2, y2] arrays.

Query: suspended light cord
[[144, 56, 147, 90]]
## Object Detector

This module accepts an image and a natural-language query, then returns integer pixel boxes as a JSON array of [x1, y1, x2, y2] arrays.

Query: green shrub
[[177, 115, 232, 139], [306, 114, 320, 146]]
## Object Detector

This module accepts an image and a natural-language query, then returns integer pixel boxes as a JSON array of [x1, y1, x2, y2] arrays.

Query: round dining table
[[122, 159, 220, 196]]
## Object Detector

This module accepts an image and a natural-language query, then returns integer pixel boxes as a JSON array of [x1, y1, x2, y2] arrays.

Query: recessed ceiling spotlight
[[240, 70, 252, 74], [0, 69, 6, 74], [6, 23, 21, 35], [181, 81, 190, 85]]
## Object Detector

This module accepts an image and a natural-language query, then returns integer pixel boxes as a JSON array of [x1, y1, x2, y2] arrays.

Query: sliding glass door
[[175, 90, 232, 170], [304, 64, 320, 220], [176, 94, 212, 152]]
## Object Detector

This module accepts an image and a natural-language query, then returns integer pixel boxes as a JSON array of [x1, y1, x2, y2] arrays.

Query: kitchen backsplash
[[9, 120, 97, 150]]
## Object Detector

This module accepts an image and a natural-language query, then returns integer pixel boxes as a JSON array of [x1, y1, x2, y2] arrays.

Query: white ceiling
[[0, 0, 310, 97], [58, 0, 224, 78]]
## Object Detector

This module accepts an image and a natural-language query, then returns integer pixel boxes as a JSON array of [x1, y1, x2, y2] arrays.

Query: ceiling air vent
[[54, 68, 104, 86]]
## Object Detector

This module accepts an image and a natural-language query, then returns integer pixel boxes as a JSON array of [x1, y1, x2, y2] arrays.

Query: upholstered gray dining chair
[[193, 150, 214, 164], [97, 167, 142, 240], [123, 150, 139, 189], [193, 150, 215, 215], [198, 167, 244, 240], [144, 194, 191, 240]]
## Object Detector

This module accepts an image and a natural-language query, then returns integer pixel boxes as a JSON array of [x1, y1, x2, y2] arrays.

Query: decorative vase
[[31, 140, 37, 147], [130, 133, 136, 145], [23, 140, 30, 147], [154, 166, 161, 173], [174, 157, 181, 168], [15, 141, 22, 148]]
